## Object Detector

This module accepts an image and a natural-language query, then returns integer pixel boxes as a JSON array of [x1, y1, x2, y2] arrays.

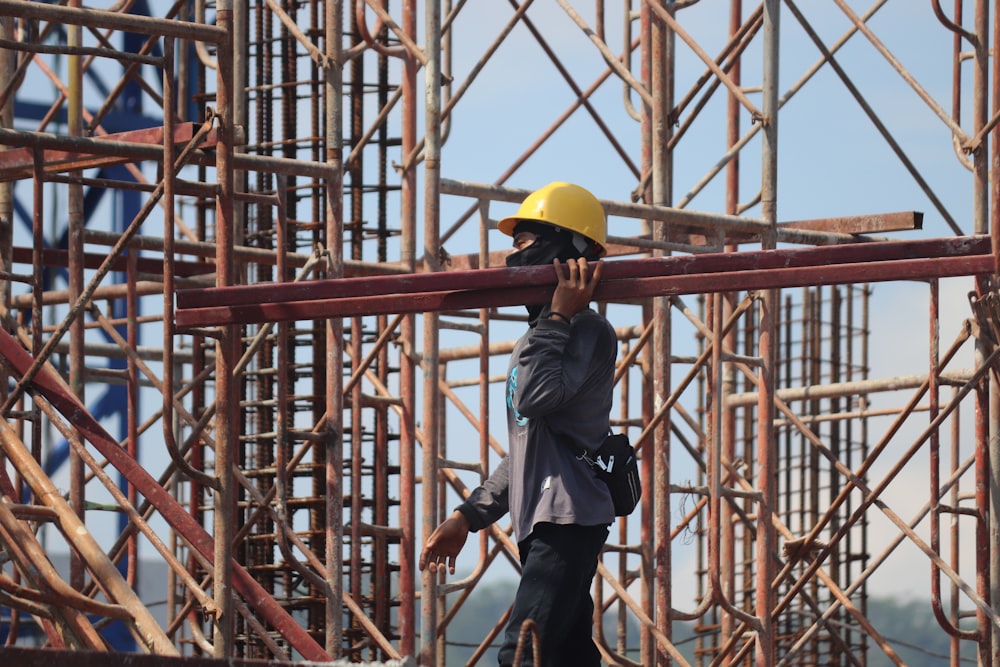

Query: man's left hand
[[550, 257, 603, 319]]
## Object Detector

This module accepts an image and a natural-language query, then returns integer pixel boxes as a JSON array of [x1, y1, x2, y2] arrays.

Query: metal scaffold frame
[[0, 1, 998, 666]]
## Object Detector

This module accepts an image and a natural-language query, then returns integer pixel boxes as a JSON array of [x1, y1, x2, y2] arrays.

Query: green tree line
[[431, 582, 977, 666]]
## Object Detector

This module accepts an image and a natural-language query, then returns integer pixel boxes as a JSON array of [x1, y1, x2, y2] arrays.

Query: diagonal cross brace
[[0, 327, 332, 662]]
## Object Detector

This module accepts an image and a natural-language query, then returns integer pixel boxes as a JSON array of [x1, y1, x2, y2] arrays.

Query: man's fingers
[[552, 258, 566, 281], [420, 549, 457, 575], [585, 260, 602, 297], [591, 260, 604, 282], [555, 258, 585, 285]]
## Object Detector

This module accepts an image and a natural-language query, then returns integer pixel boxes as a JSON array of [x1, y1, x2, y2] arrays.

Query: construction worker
[[420, 182, 617, 666]]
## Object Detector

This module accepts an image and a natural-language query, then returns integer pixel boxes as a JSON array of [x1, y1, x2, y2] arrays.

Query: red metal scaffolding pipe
[[175, 235, 993, 326], [0, 327, 332, 662], [179, 234, 974, 309]]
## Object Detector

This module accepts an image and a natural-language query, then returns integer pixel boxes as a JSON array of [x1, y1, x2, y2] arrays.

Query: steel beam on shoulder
[[174, 235, 993, 326]]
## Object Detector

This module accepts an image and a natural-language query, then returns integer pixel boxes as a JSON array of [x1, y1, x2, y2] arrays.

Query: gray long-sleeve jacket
[[458, 308, 617, 543]]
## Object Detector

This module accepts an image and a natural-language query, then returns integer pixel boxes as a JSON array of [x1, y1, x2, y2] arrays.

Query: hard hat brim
[[496, 215, 522, 237], [497, 214, 608, 257]]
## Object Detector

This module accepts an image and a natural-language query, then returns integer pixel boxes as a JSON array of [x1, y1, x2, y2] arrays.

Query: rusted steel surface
[[0, 327, 332, 662], [0, 646, 420, 667], [175, 235, 993, 326], [182, 234, 987, 309], [0, 420, 176, 653], [8, 246, 210, 278], [0, 123, 217, 181], [1, 2, 998, 665], [779, 210, 924, 234], [0, 0, 225, 41]]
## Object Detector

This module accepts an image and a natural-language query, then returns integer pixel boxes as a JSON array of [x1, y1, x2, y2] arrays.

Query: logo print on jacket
[[507, 367, 528, 426]]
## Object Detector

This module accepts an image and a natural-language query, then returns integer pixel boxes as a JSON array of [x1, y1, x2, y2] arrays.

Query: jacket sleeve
[[513, 314, 615, 418], [456, 456, 510, 531]]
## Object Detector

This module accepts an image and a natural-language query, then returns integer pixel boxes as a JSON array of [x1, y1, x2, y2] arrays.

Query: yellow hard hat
[[497, 182, 607, 257]]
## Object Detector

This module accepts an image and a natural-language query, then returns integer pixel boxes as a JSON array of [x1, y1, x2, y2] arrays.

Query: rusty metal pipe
[[0, 0, 224, 42], [0, 423, 176, 652], [0, 327, 333, 660], [178, 236, 986, 311], [175, 245, 994, 327]]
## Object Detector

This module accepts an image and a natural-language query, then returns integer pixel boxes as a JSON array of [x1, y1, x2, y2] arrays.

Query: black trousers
[[498, 522, 610, 667]]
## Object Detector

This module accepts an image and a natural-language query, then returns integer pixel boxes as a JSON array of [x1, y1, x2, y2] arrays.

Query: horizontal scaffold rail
[[175, 236, 993, 327], [0, 123, 216, 182], [0, 0, 226, 42]]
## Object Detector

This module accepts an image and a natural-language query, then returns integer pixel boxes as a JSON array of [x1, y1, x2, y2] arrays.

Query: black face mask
[[506, 227, 584, 324], [504, 228, 583, 269]]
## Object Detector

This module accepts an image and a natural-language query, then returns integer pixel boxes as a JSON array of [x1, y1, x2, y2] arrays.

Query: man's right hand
[[419, 510, 471, 575]]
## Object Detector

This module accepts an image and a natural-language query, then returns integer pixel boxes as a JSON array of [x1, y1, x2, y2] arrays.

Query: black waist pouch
[[581, 432, 642, 516]]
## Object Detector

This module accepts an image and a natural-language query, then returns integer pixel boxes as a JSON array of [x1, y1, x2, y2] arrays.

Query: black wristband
[[548, 311, 571, 324]]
